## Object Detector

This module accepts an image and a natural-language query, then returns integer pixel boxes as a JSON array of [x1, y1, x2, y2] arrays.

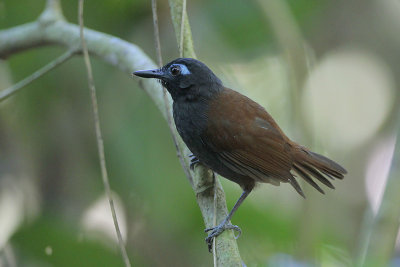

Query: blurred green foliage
[[12, 217, 130, 267]]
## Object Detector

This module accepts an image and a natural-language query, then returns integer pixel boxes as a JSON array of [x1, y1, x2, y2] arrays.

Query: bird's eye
[[170, 65, 181, 76]]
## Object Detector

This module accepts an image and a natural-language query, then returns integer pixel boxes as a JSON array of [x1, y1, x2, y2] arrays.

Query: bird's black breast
[[173, 100, 209, 158]]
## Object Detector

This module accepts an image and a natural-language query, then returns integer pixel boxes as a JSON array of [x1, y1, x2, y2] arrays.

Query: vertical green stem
[[168, 0, 196, 58], [167, 0, 242, 265]]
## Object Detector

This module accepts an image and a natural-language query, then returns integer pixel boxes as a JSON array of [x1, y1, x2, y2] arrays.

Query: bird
[[133, 58, 347, 251]]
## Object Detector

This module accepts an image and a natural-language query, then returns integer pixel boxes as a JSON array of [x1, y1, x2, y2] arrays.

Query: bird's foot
[[189, 154, 200, 170], [204, 222, 242, 252]]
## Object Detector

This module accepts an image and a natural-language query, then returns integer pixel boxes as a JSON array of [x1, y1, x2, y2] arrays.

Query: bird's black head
[[133, 58, 222, 101]]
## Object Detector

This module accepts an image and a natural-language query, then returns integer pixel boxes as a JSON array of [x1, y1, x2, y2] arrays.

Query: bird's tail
[[288, 146, 347, 198]]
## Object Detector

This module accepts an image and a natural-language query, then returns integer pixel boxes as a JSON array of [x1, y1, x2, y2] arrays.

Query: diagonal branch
[[0, 20, 166, 114]]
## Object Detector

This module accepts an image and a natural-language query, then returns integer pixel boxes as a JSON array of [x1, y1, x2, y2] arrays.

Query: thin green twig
[[78, 1, 131, 266], [179, 0, 186, 57], [0, 49, 75, 102], [151, 0, 192, 181], [151, 0, 163, 67]]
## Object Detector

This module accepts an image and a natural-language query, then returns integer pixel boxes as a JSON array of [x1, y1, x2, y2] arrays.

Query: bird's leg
[[204, 188, 252, 252], [189, 154, 200, 170]]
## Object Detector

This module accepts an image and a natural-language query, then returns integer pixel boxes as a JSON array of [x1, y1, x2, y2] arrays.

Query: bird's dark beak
[[133, 68, 164, 79]]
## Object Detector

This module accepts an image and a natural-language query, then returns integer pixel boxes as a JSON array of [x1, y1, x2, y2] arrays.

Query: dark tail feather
[[293, 164, 325, 194], [291, 147, 347, 196], [289, 175, 305, 198], [301, 163, 335, 189], [306, 151, 347, 178]]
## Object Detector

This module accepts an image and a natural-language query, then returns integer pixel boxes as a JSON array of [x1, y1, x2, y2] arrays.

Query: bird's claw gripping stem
[[189, 154, 200, 170], [204, 223, 242, 252]]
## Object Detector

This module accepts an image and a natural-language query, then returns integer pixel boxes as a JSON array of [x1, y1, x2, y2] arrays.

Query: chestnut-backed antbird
[[133, 58, 347, 250]]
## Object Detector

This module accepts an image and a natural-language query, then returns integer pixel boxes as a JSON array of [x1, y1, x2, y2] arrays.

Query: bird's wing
[[204, 88, 294, 185]]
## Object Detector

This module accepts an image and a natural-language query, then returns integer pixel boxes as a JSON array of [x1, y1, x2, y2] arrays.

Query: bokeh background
[[1, 0, 399, 266]]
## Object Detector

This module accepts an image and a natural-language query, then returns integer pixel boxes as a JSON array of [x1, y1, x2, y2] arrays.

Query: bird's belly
[[183, 137, 252, 188], [199, 153, 248, 181], [173, 101, 253, 188]]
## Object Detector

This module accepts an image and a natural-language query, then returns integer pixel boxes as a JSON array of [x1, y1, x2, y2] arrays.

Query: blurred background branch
[[0, 10, 166, 113], [257, 0, 311, 132], [359, 117, 400, 266], [256, 0, 321, 259], [39, 0, 64, 22]]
